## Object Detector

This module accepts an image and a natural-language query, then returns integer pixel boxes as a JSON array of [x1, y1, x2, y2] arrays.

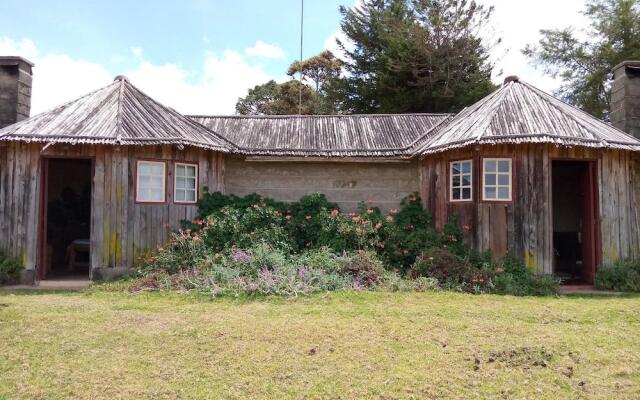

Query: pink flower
[[408, 194, 417, 202], [367, 208, 374, 214], [305, 215, 312, 220], [356, 227, 363, 234], [375, 221, 383, 230], [403, 249, 409, 256], [352, 215, 361, 222], [385, 216, 394, 223], [390, 208, 398, 214], [463, 224, 471, 231], [330, 209, 339, 217]]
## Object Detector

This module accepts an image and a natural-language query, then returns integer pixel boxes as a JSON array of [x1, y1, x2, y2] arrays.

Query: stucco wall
[[224, 156, 420, 212]]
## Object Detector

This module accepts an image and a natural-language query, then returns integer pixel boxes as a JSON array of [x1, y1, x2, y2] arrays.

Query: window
[[174, 163, 198, 203], [136, 160, 166, 203], [483, 158, 512, 201], [450, 160, 472, 201]]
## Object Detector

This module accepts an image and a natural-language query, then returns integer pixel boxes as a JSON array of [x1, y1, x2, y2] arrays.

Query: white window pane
[[452, 163, 460, 174], [462, 174, 471, 186], [176, 177, 186, 189], [186, 190, 196, 202], [485, 174, 496, 185], [176, 165, 185, 176], [176, 189, 185, 201], [498, 160, 510, 173], [185, 166, 196, 178], [498, 187, 510, 199], [462, 161, 471, 174], [485, 187, 496, 199], [462, 188, 471, 200], [498, 174, 510, 185], [485, 160, 496, 172], [452, 175, 460, 187], [151, 164, 164, 175], [186, 178, 196, 189]]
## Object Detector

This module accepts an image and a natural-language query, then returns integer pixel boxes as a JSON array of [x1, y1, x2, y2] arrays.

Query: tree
[[336, 0, 498, 114], [235, 80, 323, 115], [523, 0, 640, 119], [288, 50, 343, 92]]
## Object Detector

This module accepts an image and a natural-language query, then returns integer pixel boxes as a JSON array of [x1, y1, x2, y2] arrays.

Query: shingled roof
[[0, 76, 234, 152], [189, 114, 451, 157], [414, 78, 640, 155]]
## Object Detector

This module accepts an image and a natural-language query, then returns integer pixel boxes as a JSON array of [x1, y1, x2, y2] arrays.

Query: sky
[[0, 0, 590, 116]]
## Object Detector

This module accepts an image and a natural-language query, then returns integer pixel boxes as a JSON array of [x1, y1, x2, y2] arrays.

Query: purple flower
[[231, 250, 251, 263]]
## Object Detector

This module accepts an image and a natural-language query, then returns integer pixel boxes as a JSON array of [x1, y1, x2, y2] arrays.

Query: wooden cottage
[[2, 56, 640, 285], [0, 69, 230, 281]]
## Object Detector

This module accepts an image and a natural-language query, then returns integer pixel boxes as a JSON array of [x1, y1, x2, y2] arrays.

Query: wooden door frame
[[549, 159, 601, 284], [37, 155, 95, 280]]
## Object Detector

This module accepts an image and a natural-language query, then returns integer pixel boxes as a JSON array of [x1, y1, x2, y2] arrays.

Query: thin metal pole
[[299, 0, 304, 115]]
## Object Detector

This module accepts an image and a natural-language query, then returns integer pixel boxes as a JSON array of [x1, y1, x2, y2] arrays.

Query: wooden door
[[580, 162, 598, 284], [37, 158, 49, 280]]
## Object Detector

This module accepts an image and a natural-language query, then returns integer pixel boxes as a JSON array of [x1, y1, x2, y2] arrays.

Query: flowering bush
[[137, 191, 558, 297], [137, 244, 384, 297]]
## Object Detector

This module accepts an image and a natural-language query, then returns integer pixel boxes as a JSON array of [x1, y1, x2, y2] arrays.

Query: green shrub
[[0, 251, 23, 284], [595, 259, 640, 292], [408, 247, 494, 293], [492, 255, 559, 296], [139, 191, 560, 297]]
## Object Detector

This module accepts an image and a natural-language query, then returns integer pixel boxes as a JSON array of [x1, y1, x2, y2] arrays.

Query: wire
[[299, 0, 304, 115]]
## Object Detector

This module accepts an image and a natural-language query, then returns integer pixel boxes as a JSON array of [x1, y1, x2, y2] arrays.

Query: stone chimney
[[611, 61, 640, 138], [0, 56, 34, 129]]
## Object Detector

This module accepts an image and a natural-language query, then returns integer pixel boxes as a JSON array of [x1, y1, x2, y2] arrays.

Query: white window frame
[[174, 162, 198, 204], [482, 158, 513, 202], [449, 159, 473, 202], [136, 160, 166, 203]]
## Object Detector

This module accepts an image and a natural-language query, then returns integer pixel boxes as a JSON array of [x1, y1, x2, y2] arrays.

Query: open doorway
[[39, 158, 92, 280], [551, 160, 599, 284]]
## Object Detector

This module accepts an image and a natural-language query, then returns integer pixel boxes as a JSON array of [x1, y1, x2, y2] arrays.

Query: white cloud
[[478, 0, 589, 92], [130, 46, 143, 57], [0, 37, 277, 115], [0, 37, 112, 114], [127, 50, 272, 115], [245, 40, 285, 59]]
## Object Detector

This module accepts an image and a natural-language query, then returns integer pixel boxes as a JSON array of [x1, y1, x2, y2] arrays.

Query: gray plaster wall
[[223, 156, 420, 212]]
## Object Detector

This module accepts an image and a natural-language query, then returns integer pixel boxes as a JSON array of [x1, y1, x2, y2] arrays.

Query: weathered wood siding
[[224, 156, 419, 212], [420, 144, 640, 273], [0, 142, 223, 279]]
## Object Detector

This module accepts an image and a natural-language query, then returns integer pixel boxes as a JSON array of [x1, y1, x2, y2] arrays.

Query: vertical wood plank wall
[[420, 144, 640, 273], [0, 142, 223, 277]]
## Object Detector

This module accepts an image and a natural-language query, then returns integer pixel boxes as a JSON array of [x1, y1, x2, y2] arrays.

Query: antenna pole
[[299, 0, 304, 115]]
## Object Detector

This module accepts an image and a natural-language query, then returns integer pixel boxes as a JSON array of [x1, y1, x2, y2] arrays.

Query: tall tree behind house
[[336, 0, 498, 114], [524, 0, 640, 120]]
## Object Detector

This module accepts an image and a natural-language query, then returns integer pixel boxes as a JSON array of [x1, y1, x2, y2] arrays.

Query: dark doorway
[[551, 160, 599, 284], [40, 158, 92, 279]]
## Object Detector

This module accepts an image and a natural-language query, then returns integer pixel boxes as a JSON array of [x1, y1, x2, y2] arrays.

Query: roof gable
[[414, 79, 640, 154], [0, 77, 234, 152]]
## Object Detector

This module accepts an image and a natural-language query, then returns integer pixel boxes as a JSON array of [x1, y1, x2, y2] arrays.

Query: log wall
[[420, 144, 640, 273], [0, 142, 223, 280]]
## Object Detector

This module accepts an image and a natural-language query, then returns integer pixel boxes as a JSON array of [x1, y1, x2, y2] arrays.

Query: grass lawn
[[0, 289, 639, 399]]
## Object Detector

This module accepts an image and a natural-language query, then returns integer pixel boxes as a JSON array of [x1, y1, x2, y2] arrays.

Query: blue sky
[[0, 0, 589, 115]]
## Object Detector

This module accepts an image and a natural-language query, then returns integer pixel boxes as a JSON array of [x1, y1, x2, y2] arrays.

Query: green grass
[[1, 289, 639, 399]]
